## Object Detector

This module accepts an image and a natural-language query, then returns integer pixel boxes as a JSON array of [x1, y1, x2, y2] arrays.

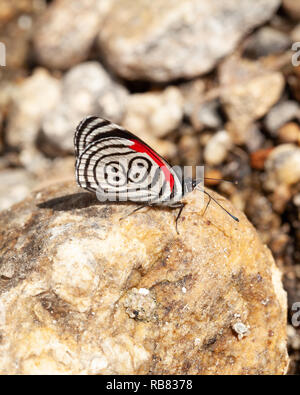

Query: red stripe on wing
[[130, 139, 174, 191]]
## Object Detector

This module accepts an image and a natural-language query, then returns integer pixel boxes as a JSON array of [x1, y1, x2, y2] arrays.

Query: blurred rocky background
[[1, 0, 300, 373]]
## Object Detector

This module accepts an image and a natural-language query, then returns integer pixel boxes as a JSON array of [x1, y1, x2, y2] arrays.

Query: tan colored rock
[[219, 57, 284, 144], [278, 122, 300, 144], [204, 130, 232, 166], [265, 144, 300, 190], [98, 0, 280, 81], [0, 181, 288, 374], [33, 0, 113, 69]]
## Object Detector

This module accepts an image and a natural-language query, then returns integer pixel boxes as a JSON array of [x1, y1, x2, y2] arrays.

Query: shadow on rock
[[37, 192, 101, 211]]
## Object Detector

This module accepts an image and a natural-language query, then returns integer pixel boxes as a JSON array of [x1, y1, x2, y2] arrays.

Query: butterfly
[[74, 116, 239, 233]]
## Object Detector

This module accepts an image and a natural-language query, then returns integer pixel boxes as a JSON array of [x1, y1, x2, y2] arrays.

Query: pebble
[[278, 122, 300, 144], [232, 322, 250, 340], [204, 130, 232, 166], [191, 100, 223, 131], [243, 26, 290, 58], [251, 148, 273, 170], [265, 144, 300, 189], [220, 57, 284, 144], [264, 101, 300, 136]]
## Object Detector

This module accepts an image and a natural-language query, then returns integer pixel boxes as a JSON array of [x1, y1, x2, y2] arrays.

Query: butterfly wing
[[74, 116, 112, 157], [75, 116, 181, 205]]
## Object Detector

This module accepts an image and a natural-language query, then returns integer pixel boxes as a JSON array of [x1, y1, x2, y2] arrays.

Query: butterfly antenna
[[196, 186, 239, 222], [196, 177, 238, 185]]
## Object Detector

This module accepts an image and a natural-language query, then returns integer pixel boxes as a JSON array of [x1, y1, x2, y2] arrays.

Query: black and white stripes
[[74, 116, 184, 205]]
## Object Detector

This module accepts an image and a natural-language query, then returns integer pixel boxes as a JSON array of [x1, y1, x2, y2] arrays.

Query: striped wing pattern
[[74, 116, 182, 205]]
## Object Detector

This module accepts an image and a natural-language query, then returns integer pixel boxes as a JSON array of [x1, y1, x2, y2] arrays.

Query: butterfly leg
[[119, 204, 149, 221], [203, 191, 212, 217], [171, 202, 186, 235]]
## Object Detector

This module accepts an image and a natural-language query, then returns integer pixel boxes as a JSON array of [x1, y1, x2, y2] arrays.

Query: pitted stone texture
[[0, 181, 288, 374]]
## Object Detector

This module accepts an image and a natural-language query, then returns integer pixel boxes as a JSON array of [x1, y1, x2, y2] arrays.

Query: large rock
[[33, 0, 113, 69], [0, 182, 288, 374], [98, 0, 280, 82]]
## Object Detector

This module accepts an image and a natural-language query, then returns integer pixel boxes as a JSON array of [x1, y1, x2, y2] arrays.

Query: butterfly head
[[181, 177, 198, 195]]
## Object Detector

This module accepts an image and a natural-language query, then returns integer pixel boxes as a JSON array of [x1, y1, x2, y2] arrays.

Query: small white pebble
[[18, 15, 32, 30], [261, 298, 270, 305], [194, 338, 201, 346], [232, 322, 250, 340], [204, 130, 232, 166], [138, 288, 149, 295], [182, 287, 187, 293]]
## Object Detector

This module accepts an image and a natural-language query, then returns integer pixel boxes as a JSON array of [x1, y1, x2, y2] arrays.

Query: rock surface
[[0, 181, 288, 374], [98, 0, 280, 81], [33, 0, 113, 69]]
